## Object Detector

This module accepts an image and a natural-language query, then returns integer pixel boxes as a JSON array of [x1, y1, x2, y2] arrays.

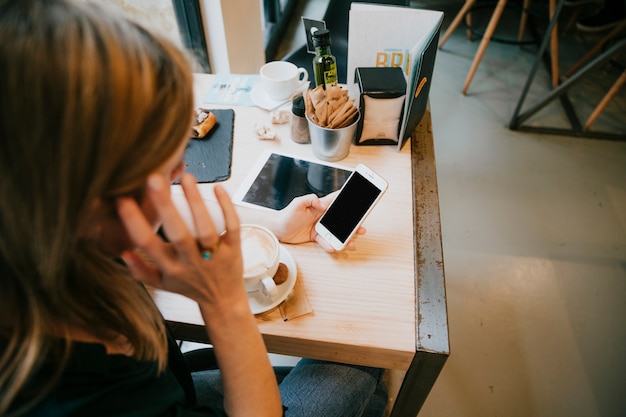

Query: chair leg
[[583, 69, 626, 130], [564, 21, 626, 78], [549, 0, 560, 87], [462, 0, 508, 94], [439, 0, 478, 48], [564, 7, 581, 33], [518, 0, 531, 44], [466, 7, 474, 40]]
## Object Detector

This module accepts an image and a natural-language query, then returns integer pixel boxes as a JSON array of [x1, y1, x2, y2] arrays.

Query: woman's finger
[[213, 184, 240, 246], [180, 173, 219, 251], [315, 234, 335, 252], [146, 174, 197, 259], [318, 190, 339, 208], [121, 250, 163, 287]]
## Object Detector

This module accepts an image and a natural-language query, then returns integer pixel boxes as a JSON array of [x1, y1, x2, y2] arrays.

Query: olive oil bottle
[[312, 29, 338, 89]]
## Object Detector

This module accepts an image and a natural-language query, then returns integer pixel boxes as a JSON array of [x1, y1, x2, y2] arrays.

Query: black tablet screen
[[241, 153, 351, 210]]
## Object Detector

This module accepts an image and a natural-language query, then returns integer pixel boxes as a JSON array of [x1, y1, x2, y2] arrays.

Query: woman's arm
[[118, 173, 282, 417]]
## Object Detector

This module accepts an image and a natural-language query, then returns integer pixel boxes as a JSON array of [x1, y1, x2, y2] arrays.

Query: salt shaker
[[290, 96, 310, 144]]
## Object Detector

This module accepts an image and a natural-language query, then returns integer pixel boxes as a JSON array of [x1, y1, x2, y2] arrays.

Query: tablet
[[234, 151, 352, 211]]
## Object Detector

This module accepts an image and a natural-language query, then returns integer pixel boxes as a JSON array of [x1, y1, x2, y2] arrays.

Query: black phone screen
[[319, 171, 381, 243]]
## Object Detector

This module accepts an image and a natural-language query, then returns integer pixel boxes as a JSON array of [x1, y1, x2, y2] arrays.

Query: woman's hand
[[116, 173, 246, 310], [118, 173, 282, 416], [273, 192, 365, 252]]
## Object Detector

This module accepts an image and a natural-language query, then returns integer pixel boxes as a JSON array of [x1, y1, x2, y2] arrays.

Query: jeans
[[192, 358, 388, 417]]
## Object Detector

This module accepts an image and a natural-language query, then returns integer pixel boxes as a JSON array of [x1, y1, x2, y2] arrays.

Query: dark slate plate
[[180, 108, 234, 183]]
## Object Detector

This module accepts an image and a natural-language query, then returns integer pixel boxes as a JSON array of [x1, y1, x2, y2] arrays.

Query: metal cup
[[306, 111, 361, 162]]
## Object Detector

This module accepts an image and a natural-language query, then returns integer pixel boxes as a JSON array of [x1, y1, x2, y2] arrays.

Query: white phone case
[[315, 164, 387, 250]]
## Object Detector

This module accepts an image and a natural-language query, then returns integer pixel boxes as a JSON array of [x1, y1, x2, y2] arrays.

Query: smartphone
[[315, 164, 388, 251]]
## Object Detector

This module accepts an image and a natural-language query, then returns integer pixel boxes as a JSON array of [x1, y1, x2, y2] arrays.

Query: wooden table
[[153, 74, 449, 416]]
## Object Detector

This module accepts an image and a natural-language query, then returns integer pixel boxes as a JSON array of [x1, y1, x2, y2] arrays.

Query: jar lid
[[292, 95, 306, 117], [312, 29, 331, 47]]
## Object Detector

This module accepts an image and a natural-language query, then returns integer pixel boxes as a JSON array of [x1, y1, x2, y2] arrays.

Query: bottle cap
[[292, 96, 306, 117], [312, 29, 331, 47]]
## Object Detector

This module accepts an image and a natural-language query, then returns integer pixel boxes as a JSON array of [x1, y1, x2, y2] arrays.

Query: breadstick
[[331, 106, 358, 129], [324, 100, 331, 126], [325, 85, 343, 101], [315, 100, 328, 126], [328, 95, 346, 115], [309, 85, 325, 108], [303, 89, 314, 118], [305, 85, 358, 128], [328, 98, 354, 125]]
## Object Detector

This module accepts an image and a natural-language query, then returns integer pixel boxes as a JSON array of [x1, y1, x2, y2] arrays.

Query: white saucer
[[250, 83, 292, 111], [248, 244, 297, 315]]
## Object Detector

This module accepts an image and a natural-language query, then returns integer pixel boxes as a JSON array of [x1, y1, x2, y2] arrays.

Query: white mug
[[260, 61, 309, 101], [240, 224, 280, 298]]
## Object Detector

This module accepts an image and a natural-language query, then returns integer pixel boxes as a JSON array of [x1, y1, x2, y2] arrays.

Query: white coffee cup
[[240, 224, 280, 298], [260, 61, 309, 101]]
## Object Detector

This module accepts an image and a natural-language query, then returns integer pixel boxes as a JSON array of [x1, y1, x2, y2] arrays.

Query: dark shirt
[[3, 333, 226, 417]]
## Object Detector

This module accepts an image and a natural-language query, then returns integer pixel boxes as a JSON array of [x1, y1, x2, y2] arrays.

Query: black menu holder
[[346, 4, 444, 150]]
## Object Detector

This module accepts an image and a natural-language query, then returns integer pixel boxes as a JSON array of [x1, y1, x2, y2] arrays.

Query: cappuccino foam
[[241, 226, 277, 277]]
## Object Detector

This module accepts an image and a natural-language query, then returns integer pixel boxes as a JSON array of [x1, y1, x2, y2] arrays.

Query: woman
[[0, 1, 387, 416]]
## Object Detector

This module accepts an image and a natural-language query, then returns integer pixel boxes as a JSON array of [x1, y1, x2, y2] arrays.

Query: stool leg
[[583, 69, 626, 130], [439, 0, 478, 48], [462, 0, 508, 94], [564, 21, 626, 78], [466, 7, 474, 40], [549, 0, 560, 87], [518, 0, 531, 44], [564, 7, 581, 33]]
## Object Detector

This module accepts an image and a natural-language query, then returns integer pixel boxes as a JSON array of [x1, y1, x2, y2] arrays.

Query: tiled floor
[[276, 1, 626, 416]]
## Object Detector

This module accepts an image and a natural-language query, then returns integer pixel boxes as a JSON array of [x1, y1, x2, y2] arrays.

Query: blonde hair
[[0, 0, 194, 414]]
